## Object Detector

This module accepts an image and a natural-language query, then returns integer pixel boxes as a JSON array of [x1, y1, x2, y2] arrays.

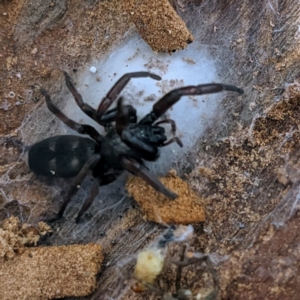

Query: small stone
[[31, 48, 37, 55], [9, 91, 15, 98], [89, 66, 97, 73]]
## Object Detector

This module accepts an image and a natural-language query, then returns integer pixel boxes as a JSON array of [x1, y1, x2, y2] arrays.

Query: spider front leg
[[116, 97, 177, 199], [155, 119, 177, 134], [64, 71, 98, 121], [64, 72, 137, 128], [116, 97, 160, 160], [154, 119, 183, 148], [139, 83, 244, 125], [96, 71, 161, 122], [162, 137, 183, 148], [97, 105, 138, 129]]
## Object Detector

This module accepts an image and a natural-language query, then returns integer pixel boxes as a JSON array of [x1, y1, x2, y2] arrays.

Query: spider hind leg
[[121, 156, 177, 200]]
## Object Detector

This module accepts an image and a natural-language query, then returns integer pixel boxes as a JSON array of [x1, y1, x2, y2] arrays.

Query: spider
[[25, 71, 243, 223], [144, 258, 219, 300], [133, 244, 219, 300], [169, 249, 219, 300]]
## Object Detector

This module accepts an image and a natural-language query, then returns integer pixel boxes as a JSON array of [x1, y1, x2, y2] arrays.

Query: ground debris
[[123, 0, 194, 53], [0, 216, 103, 299], [0, 216, 52, 260], [126, 170, 205, 224], [188, 82, 300, 298], [0, 243, 103, 300]]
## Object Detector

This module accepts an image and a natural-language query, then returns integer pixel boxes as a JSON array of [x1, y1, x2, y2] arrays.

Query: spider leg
[[96, 72, 161, 121], [121, 156, 178, 200], [137, 282, 165, 297], [175, 245, 187, 293], [76, 172, 119, 223], [64, 71, 97, 120], [54, 154, 101, 221], [75, 179, 99, 223], [162, 137, 183, 148], [139, 83, 244, 125], [116, 97, 159, 161], [98, 105, 137, 128], [155, 119, 183, 147], [172, 254, 219, 297], [65, 72, 136, 128], [154, 119, 177, 134], [120, 128, 159, 160], [40, 88, 103, 144]]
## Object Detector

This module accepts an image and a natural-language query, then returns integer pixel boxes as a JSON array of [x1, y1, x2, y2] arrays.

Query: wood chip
[[126, 170, 205, 224], [0, 244, 103, 300], [123, 0, 194, 53]]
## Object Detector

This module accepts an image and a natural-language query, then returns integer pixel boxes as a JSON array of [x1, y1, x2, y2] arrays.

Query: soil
[[123, 0, 194, 53], [126, 170, 205, 225], [1, 0, 300, 300]]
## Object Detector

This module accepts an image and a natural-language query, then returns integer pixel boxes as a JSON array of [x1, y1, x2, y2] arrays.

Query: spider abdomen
[[26, 135, 100, 178]]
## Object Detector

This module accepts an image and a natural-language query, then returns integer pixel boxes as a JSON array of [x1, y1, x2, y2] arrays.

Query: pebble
[[89, 66, 97, 73], [9, 91, 15, 98]]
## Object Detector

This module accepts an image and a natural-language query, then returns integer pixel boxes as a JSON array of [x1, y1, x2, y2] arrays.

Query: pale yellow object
[[134, 248, 165, 284]]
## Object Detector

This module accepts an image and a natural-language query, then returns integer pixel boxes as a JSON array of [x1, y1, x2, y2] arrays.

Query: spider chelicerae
[[25, 71, 243, 223]]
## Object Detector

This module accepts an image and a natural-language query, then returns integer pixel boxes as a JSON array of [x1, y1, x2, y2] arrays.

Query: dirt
[[0, 0, 131, 218], [1, 0, 130, 136], [1, 0, 300, 300], [123, 0, 194, 53], [121, 79, 300, 300], [0, 216, 103, 299], [126, 170, 205, 224], [187, 83, 300, 300], [1, 244, 103, 299]]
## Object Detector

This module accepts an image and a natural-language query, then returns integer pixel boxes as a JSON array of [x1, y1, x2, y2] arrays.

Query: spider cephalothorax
[[25, 71, 243, 223]]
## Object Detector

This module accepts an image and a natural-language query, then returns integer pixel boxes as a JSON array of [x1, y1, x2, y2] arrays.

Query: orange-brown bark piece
[[0, 244, 103, 300], [126, 171, 205, 224], [123, 0, 194, 53]]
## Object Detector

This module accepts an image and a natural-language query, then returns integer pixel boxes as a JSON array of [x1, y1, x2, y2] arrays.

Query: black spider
[[25, 71, 243, 223]]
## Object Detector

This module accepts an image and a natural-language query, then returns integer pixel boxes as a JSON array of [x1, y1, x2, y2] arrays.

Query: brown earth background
[[1, 0, 300, 299]]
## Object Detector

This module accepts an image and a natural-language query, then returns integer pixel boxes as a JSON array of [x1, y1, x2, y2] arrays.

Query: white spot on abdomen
[[49, 158, 57, 170], [70, 157, 80, 169]]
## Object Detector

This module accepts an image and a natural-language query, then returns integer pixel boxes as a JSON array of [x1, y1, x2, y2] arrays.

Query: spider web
[[1, 0, 300, 299], [1, 28, 228, 239]]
